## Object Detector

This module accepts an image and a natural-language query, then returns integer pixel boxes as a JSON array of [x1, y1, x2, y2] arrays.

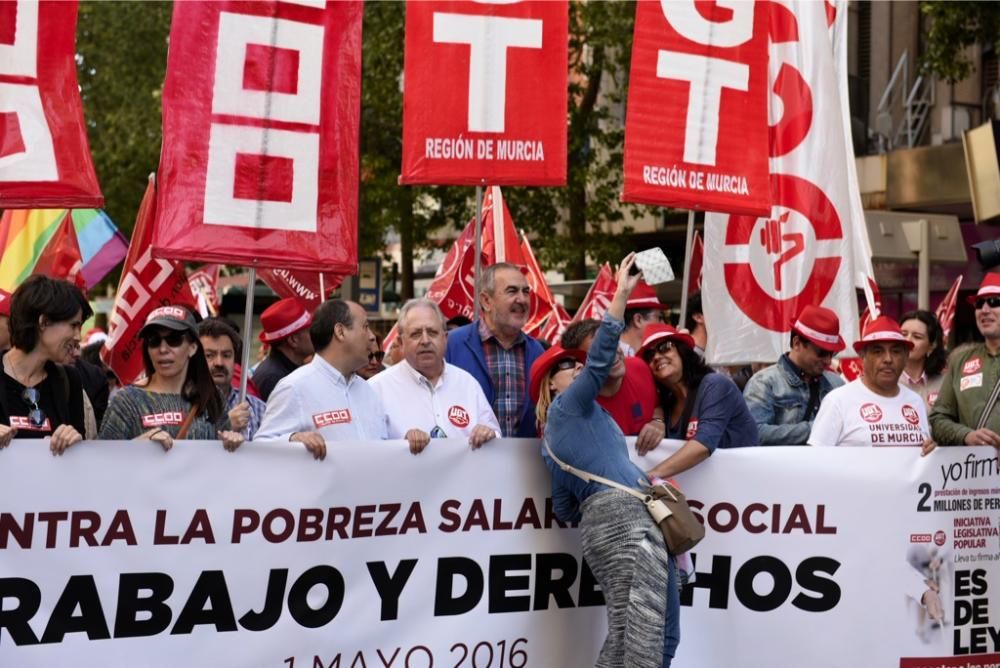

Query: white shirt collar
[[400, 358, 446, 390]]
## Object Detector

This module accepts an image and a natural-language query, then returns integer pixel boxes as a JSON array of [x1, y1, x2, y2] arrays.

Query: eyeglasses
[[553, 358, 578, 373], [430, 425, 447, 438], [145, 331, 187, 348], [21, 388, 47, 428], [974, 296, 1000, 310], [808, 342, 834, 359], [368, 351, 385, 363], [642, 340, 674, 363]]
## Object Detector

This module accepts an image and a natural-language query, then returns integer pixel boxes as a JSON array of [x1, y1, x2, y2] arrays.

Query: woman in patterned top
[[100, 305, 243, 451]]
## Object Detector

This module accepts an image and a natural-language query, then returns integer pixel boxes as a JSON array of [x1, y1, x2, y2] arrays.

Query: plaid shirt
[[226, 387, 267, 440], [479, 320, 527, 437]]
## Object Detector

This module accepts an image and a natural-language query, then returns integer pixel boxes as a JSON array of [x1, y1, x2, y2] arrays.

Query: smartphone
[[632, 247, 674, 285]]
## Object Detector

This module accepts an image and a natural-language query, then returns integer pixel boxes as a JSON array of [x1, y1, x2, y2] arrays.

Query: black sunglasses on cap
[[642, 340, 675, 363], [975, 296, 1000, 310], [144, 331, 188, 348]]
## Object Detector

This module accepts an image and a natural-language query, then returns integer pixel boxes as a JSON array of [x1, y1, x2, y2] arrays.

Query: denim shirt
[[742, 353, 844, 445], [542, 314, 649, 523]]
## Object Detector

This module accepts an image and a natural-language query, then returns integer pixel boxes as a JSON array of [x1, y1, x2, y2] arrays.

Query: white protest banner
[[703, 2, 868, 364], [1, 439, 998, 667]]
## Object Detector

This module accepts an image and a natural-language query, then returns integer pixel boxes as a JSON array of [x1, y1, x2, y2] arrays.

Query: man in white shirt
[[370, 298, 500, 454], [809, 316, 935, 453], [257, 299, 387, 459]]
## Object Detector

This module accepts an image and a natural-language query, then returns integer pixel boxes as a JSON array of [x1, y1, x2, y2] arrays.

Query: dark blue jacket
[[444, 321, 546, 438]]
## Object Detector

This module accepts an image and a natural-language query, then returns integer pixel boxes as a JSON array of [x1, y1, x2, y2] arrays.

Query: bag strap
[[176, 405, 200, 440], [975, 370, 1000, 431], [543, 437, 649, 502]]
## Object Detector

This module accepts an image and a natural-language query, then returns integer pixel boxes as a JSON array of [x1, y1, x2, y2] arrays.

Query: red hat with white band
[[635, 323, 696, 358], [790, 305, 845, 354], [852, 315, 914, 354], [967, 272, 1000, 304], [259, 298, 312, 343], [625, 280, 667, 311]]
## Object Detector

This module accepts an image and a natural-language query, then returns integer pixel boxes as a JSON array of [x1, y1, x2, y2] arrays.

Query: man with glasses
[[619, 281, 667, 357], [743, 305, 846, 445], [930, 273, 1000, 449], [371, 299, 500, 454]]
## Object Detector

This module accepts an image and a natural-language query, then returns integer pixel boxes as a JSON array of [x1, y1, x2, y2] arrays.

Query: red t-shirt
[[597, 357, 658, 435]]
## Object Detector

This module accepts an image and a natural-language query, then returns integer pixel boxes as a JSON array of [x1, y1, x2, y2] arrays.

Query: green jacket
[[929, 343, 1000, 445]]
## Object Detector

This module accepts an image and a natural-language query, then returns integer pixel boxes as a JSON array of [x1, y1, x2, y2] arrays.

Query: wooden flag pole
[[473, 184, 484, 321], [678, 210, 696, 328], [238, 267, 256, 404]]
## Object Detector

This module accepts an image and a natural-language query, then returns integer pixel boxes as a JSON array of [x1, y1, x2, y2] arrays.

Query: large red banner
[[153, 0, 362, 272], [103, 177, 197, 385], [0, 0, 102, 208], [400, 0, 567, 186], [623, 0, 769, 215]]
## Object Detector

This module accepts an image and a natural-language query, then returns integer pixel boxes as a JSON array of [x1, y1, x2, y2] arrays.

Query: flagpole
[[474, 184, 484, 321], [319, 272, 325, 303], [678, 209, 696, 328], [238, 267, 256, 405]]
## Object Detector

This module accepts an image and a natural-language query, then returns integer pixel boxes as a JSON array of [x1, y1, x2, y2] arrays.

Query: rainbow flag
[[0, 209, 129, 292]]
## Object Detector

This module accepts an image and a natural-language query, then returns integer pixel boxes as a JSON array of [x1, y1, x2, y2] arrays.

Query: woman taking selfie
[[533, 254, 679, 667], [0, 276, 91, 454], [100, 306, 243, 451]]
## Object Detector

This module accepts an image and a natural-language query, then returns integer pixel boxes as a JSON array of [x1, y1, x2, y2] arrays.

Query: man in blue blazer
[[445, 263, 546, 437]]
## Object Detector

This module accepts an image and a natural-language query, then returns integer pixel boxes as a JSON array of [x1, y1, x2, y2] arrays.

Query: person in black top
[[0, 276, 92, 454], [252, 298, 314, 400]]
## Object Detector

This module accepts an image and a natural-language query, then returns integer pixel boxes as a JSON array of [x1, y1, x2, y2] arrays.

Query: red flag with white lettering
[[152, 1, 361, 272], [400, 0, 568, 186], [622, 0, 769, 215], [258, 269, 342, 313], [103, 177, 197, 385], [0, 0, 102, 207], [572, 264, 617, 322], [935, 275, 963, 340]]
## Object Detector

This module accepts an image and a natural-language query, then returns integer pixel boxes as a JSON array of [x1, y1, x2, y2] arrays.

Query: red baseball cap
[[852, 315, 914, 354], [529, 345, 587, 404], [635, 323, 695, 359], [790, 305, 846, 353], [967, 272, 1000, 304], [625, 281, 667, 311], [259, 298, 312, 343]]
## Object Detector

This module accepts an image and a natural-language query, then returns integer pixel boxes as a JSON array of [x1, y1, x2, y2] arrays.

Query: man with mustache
[[199, 318, 266, 439], [808, 316, 934, 452], [370, 299, 499, 454], [930, 273, 1000, 449], [445, 263, 546, 437]]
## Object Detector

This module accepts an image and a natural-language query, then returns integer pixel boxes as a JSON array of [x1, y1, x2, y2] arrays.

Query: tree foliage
[[76, 1, 172, 239], [920, 1, 1000, 82]]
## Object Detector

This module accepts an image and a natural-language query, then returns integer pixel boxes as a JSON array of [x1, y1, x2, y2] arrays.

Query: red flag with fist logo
[[153, 1, 361, 272]]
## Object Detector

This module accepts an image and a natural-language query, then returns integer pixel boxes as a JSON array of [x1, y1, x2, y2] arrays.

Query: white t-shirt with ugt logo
[[808, 379, 929, 448]]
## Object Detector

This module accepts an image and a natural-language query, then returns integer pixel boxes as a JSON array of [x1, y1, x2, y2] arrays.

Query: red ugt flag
[[401, 1, 568, 186], [622, 0, 769, 215], [103, 177, 197, 384], [153, 1, 362, 273], [0, 0, 103, 207]]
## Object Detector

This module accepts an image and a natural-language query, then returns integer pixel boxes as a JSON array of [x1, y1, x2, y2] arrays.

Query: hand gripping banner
[[153, 0, 362, 272], [400, 0, 568, 186], [0, 0, 103, 208], [622, 0, 769, 215]]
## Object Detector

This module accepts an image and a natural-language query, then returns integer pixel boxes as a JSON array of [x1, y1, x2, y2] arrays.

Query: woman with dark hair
[[899, 309, 947, 410], [99, 306, 243, 451], [532, 255, 681, 667], [0, 276, 92, 454], [637, 322, 758, 477]]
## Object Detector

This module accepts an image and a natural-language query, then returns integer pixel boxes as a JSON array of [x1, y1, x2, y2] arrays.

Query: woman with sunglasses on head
[[637, 318, 759, 481], [532, 254, 680, 667], [99, 306, 243, 452], [0, 276, 92, 454], [899, 310, 948, 411]]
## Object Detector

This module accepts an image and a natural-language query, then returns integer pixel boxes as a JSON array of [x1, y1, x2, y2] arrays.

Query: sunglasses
[[368, 351, 385, 363], [975, 296, 1000, 310], [553, 358, 579, 373], [21, 388, 47, 428], [145, 331, 188, 348], [430, 425, 447, 438], [642, 340, 675, 363], [808, 342, 834, 359]]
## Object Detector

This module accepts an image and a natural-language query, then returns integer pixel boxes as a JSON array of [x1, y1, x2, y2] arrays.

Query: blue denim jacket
[[542, 313, 649, 524], [742, 353, 844, 445]]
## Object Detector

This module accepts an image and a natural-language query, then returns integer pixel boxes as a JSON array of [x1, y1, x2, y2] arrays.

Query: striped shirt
[[478, 319, 526, 438]]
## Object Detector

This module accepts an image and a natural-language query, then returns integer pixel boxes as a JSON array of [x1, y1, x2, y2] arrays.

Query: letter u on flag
[[152, 1, 362, 272], [0, 0, 102, 208], [400, 0, 568, 186], [703, 1, 867, 364]]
